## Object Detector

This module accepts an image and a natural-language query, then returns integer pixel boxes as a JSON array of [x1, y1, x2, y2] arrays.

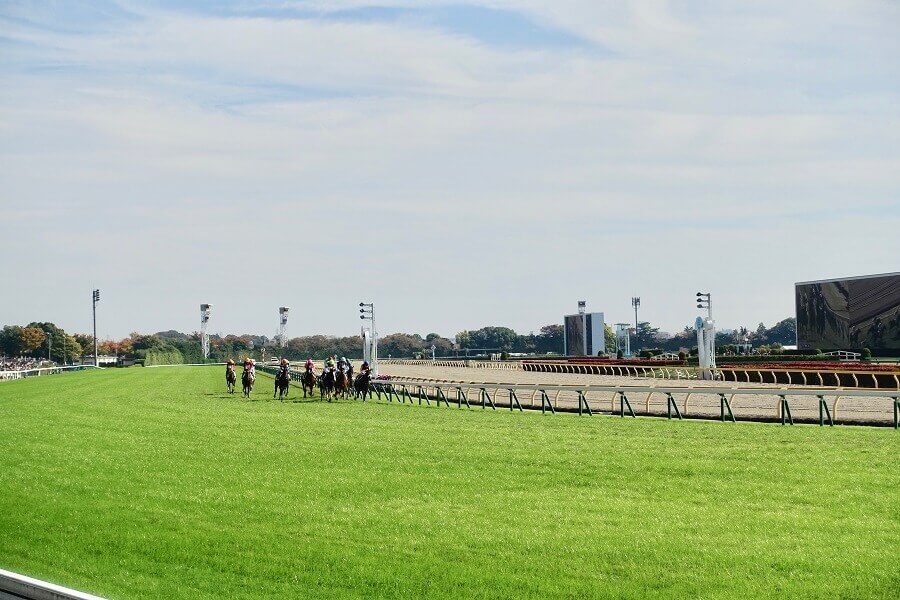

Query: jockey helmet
[[362, 361, 369, 367], [227, 359, 235, 365], [244, 358, 251, 364], [281, 358, 288, 365]]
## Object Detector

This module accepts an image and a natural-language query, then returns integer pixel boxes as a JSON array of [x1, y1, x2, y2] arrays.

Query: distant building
[[795, 272, 900, 352]]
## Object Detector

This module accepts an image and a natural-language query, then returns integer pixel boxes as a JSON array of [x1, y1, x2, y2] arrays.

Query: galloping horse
[[226, 366, 237, 394], [353, 371, 371, 400], [334, 369, 350, 399], [301, 369, 316, 398], [242, 369, 255, 398], [274, 371, 290, 401], [319, 369, 335, 401]]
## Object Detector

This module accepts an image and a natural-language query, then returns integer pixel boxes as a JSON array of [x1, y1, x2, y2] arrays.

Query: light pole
[[359, 302, 377, 375], [631, 296, 640, 351], [47, 332, 52, 362], [92, 289, 100, 367]]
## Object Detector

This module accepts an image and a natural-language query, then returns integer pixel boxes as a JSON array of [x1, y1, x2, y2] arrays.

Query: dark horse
[[319, 369, 335, 401], [226, 366, 236, 394], [242, 370, 255, 398], [353, 371, 371, 400], [334, 369, 350, 399], [274, 371, 290, 401], [301, 369, 316, 398]]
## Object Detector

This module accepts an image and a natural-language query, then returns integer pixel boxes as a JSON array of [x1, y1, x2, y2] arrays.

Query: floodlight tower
[[359, 302, 377, 375], [92, 289, 100, 367], [695, 292, 716, 379], [278, 307, 290, 348], [200, 304, 212, 359]]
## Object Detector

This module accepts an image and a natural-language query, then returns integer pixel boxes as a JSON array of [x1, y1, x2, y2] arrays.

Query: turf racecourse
[[0, 368, 897, 599]]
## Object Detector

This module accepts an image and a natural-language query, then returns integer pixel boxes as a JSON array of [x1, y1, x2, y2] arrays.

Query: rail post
[[539, 390, 555, 415], [480, 388, 495, 410], [577, 391, 592, 416], [719, 394, 735, 423], [894, 397, 899, 429], [417, 385, 429, 406], [779, 395, 793, 426], [667, 393, 682, 420], [456, 387, 470, 409], [619, 391, 635, 418], [818, 395, 833, 427], [436, 386, 450, 407], [508, 389, 523, 412]]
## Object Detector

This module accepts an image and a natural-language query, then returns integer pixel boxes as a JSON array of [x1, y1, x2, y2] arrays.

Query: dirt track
[[377, 363, 898, 425]]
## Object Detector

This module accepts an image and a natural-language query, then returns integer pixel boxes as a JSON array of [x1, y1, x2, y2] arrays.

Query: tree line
[[1, 318, 797, 364]]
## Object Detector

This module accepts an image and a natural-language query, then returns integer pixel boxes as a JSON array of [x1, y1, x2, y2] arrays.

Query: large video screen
[[564, 315, 585, 356], [796, 273, 900, 350]]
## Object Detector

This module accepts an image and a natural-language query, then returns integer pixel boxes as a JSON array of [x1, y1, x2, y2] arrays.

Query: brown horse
[[301, 369, 316, 398], [334, 369, 350, 399], [226, 366, 236, 394], [242, 369, 255, 398]]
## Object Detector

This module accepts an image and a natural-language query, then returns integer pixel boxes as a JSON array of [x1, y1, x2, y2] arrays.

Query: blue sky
[[1, 1, 898, 340]]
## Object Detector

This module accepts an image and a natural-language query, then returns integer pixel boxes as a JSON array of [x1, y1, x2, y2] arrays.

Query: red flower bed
[[719, 361, 898, 372]]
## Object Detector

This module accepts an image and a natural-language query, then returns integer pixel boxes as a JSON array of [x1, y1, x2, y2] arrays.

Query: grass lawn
[[0, 366, 897, 599]]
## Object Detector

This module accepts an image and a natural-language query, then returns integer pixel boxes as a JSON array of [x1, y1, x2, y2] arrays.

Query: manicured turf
[[0, 367, 897, 599]]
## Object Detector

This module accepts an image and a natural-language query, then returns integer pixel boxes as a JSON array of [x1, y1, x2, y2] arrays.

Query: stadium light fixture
[[92, 289, 100, 367]]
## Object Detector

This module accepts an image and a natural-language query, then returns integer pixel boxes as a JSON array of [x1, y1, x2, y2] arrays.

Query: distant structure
[[615, 323, 632, 358], [200, 304, 212, 359], [278, 307, 290, 348], [563, 301, 605, 356], [796, 272, 900, 352]]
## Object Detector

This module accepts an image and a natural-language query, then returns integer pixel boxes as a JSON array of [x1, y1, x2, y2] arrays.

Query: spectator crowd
[[0, 357, 43, 371]]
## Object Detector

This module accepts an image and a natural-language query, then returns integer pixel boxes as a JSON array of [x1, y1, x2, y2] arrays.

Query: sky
[[1, 0, 898, 341]]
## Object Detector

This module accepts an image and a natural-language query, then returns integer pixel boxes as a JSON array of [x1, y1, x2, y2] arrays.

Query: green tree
[[604, 324, 616, 353], [19, 327, 47, 355], [633, 322, 659, 350], [535, 325, 563, 354], [0, 325, 24, 356]]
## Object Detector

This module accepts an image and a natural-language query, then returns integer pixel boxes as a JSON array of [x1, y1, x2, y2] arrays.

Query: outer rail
[[0, 568, 106, 600], [369, 378, 900, 428], [0, 365, 99, 382]]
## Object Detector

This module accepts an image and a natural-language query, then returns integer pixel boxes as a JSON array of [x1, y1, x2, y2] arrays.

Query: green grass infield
[[1, 366, 897, 598]]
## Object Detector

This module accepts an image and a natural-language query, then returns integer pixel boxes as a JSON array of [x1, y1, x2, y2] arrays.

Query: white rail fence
[[369, 377, 900, 427], [0, 365, 99, 382], [0, 567, 106, 600]]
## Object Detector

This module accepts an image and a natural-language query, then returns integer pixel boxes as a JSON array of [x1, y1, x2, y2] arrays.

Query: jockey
[[278, 357, 290, 379], [226, 358, 235, 372], [324, 356, 335, 371], [243, 358, 255, 379], [359, 360, 371, 377], [304, 358, 315, 373]]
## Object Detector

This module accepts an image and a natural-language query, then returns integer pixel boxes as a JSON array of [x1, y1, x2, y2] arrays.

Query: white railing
[[0, 567, 106, 600], [0, 364, 98, 382], [823, 350, 862, 361]]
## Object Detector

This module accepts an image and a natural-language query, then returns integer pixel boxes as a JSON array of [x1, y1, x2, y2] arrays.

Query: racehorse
[[242, 370, 255, 398], [334, 369, 350, 399], [226, 367, 236, 394], [353, 371, 371, 400], [301, 369, 316, 398], [274, 371, 290, 401], [319, 369, 335, 401]]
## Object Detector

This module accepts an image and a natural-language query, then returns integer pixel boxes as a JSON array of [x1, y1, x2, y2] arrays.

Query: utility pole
[[92, 289, 100, 367]]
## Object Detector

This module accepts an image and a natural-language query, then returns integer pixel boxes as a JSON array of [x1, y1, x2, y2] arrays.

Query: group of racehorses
[[226, 362, 372, 402]]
